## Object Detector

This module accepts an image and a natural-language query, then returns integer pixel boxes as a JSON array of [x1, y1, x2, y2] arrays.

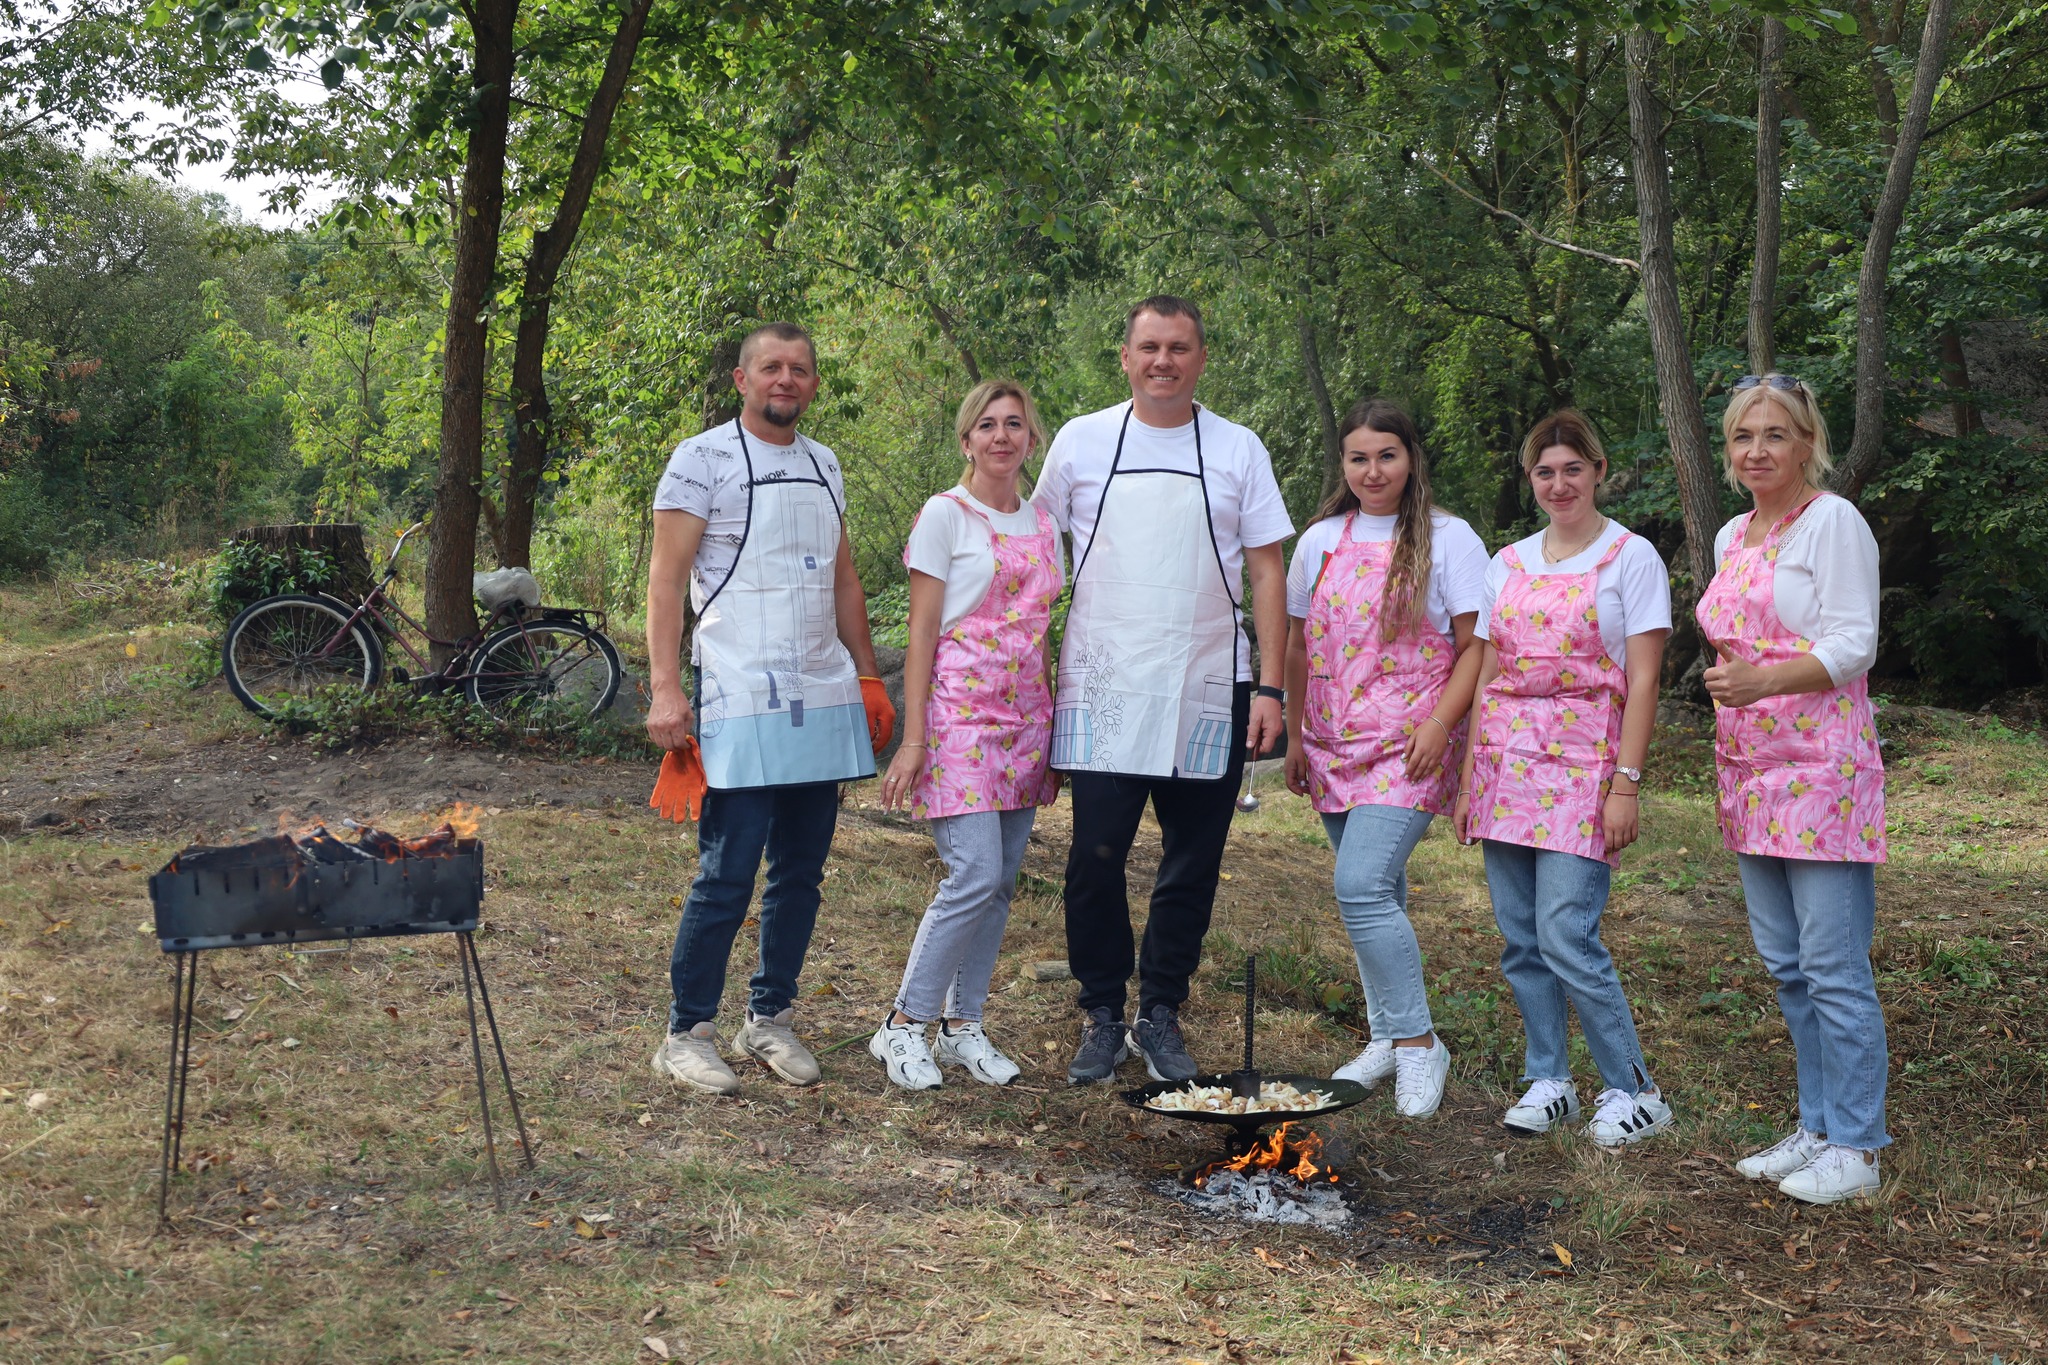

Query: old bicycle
[[221, 522, 622, 728]]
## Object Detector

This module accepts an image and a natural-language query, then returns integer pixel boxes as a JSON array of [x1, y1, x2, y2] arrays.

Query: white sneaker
[[1392, 1039, 1450, 1118], [1778, 1144, 1880, 1204], [651, 1022, 741, 1095], [933, 1021, 1021, 1086], [1334, 1039, 1395, 1089], [1503, 1078, 1580, 1134], [1736, 1127, 1826, 1181], [868, 1019, 942, 1091], [1587, 1087, 1674, 1147]]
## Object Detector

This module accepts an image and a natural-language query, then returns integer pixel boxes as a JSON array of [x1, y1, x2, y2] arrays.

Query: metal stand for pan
[[147, 834, 534, 1226], [1125, 955, 1371, 1159]]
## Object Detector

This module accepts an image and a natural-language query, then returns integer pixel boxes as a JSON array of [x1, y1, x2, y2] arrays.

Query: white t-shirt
[[903, 489, 1066, 630], [1286, 509, 1489, 635], [1477, 519, 1673, 659], [1035, 402, 1295, 678], [652, 421, 845, 659], [1711, 494, 1879, 685]]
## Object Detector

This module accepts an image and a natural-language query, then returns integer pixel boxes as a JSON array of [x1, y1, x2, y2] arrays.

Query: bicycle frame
[[301, 523, 599, 686]]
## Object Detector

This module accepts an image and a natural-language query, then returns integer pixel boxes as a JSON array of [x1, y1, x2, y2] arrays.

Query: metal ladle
[[1235, 759, 1261, 813]]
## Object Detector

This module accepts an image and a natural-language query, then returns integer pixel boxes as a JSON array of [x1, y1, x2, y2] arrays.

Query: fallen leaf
[[526, 1218, 553, 1229], [1552, 1243, 1574, 1270], [25, 1091, 52, 1113], [643, 1338, 670, 1360], [281, 1038, 303, 1050], [573, 1217, 601, 1239], [641, 1306, 665, 1325], [383, 1006, 399, 1021], [637, 1112, 655, 1127], [1948, 1324, 1978, 1346]]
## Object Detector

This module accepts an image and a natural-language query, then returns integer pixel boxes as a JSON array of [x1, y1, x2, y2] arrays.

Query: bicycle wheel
[[465, 618, 622, 728], [223, 593, 384, 718]]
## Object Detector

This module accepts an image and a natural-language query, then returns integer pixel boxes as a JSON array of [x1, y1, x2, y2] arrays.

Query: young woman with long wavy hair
[[1283, 399, 1489, 1118]]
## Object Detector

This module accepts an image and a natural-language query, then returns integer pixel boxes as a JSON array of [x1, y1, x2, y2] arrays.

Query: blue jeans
[[668, 782, 839, 1032], [1321, 805, 1437, 1039], [1737, 855, 1889, 1150], [1483, 840, 1653, 1094]]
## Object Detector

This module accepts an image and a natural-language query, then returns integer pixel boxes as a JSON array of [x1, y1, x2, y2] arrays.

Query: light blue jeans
[[894, 807, 1035, 1023], [1737, 855, 1889, 1150], [1483, 841, 1653, 1094], [1321, 805, 1437, 1039]]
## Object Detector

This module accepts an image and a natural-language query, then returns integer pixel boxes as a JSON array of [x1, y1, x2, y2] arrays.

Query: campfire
[[1191, 1121, 1340, 1189]]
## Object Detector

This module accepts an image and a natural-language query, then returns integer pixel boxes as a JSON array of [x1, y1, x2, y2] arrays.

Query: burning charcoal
[[298, 827, 373, 863], [356, 829, 408, 860], [400, 824, 459, 857]]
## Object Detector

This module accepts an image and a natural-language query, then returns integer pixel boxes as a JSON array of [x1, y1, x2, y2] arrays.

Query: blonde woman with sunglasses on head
[[1696, 373, 1888, 1204]]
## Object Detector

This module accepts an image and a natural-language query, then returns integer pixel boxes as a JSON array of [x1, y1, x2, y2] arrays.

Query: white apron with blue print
[[693, 422, 876, 790]]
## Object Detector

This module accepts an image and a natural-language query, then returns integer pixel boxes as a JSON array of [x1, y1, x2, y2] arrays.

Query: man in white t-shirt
[[1035, 295, 1295, 1085], [644, 322, 892, 1096]]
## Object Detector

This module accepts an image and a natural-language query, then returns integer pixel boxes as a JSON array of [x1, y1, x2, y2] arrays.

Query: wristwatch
[[1614, 765, 1643, 785]]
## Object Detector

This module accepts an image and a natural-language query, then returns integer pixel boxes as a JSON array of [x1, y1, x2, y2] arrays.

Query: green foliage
[[206, 541, 341, 625], [0, 470, 62, 577], [265, 679, 656, 758]]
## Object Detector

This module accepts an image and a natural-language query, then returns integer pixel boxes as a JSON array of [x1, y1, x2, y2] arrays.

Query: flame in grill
[[1192, 1122, 1339, 1188]]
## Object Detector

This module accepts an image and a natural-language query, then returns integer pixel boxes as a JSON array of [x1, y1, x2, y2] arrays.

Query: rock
[[1024, 960, 1072, 982]]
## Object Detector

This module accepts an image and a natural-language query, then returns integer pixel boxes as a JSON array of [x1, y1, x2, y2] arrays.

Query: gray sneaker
[[1132, 1004, 1199, 1083], [651, 1022, 741, 1095], [736, 1007, 821, 1086], [1066, 1007, 1129, 1084]]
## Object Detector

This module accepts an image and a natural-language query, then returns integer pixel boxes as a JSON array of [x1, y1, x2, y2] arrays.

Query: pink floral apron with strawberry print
[[1467, 535, 1632, 867], [1303, 515, 1464, 815], [1694, 496, 1885, 862], [905, 496, 1062, 820]]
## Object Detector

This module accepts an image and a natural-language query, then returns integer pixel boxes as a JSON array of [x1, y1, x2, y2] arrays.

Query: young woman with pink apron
[[1456, 410, 1674, 1148], [1700, 375, 1887, 1204], [1282, 400, 1488, 1119], [873, 381, 1063, 1092]]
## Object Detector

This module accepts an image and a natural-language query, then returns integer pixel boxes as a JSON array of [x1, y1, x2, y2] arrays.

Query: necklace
[[1542, 515, 1607, 564]]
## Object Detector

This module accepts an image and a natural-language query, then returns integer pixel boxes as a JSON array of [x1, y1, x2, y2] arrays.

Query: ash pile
[[1173, 1122, 1356, 1229]]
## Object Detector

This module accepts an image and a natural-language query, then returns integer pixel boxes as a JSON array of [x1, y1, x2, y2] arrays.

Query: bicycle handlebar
[[383, 521, 428, 576]]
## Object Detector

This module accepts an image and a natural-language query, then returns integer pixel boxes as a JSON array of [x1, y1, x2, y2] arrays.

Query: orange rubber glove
[[649, 739, 707, 822], [859, 675, 896, 752]]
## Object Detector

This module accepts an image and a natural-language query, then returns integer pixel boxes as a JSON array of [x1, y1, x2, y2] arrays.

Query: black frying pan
[[1123, 1072, 1372, 1143]]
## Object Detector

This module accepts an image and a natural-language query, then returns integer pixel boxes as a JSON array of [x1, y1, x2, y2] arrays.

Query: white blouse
[[1711, 493, 1880, 686]]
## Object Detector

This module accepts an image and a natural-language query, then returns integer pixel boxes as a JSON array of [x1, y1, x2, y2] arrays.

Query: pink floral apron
[[1467, 535, 1632, 867], [906, 496, 1062, 820], [1694, 496, 1886, 862], [1303, 516, 1464, 815]]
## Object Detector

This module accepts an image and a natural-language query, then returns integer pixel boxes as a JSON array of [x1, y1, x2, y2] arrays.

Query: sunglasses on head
[[1733, 374, 1806, 392]]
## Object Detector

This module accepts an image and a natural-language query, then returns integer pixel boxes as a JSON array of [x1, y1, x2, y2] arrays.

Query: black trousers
[[1063, 682, 1250, 1018]]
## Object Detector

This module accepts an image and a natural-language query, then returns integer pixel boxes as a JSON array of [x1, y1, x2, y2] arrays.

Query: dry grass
[[2, 577, 2047, 1362]]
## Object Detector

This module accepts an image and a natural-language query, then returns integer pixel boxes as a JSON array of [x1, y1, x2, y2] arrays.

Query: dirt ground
[[3, 598, 2048, 1362]]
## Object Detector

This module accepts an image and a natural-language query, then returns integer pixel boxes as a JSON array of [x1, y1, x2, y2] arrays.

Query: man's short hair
[[1125, 295, 1205, 347], [737, 321, 817, 370]]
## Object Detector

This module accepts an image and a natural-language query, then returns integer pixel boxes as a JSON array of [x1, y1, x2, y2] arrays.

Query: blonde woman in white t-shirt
[[871, 381, 1065, 1091]]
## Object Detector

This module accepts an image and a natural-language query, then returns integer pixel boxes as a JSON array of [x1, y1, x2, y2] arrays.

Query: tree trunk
[[1299, 312, 1342, 498], [498, 0, 654, 570], [1748, 17, 1787, 376], [425, 0, 517, 665], [1938, 321, 1982, 436], [1624, 29, 1723, 592], [1835, 0, 1957, 499]]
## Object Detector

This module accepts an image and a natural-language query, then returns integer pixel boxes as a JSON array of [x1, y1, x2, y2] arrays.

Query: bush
[[206, 539, 340, 624], [0, 473, 63, 577]]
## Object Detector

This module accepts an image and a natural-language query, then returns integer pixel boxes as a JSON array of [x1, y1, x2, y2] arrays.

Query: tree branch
[[1425, 163, 1640, 272]]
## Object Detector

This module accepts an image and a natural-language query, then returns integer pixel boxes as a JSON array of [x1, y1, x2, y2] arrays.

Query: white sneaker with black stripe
[[1503, 1078, 1580, 1134], [1586, 1087, 1674, 1147]]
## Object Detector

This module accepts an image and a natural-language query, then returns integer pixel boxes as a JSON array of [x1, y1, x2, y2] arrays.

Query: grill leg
[[157, 950, 199, 1228], [462, 931, 534, 1169], [457, 932, 505, 1210]]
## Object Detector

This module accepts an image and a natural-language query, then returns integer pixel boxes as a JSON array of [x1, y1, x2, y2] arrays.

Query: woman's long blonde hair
[[1721, 375, 1834, 490], [1310, 398, 1435, 642]]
